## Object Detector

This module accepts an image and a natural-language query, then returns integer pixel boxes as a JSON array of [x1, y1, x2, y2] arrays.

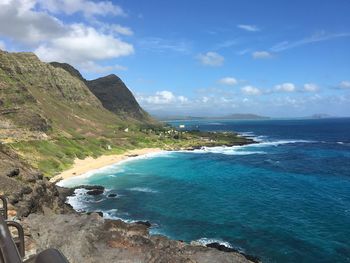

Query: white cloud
[[197, 52, 224, 67], [201, 96, 209, 103], [241, 86, 261, 96], [237, 24, 260, 32], [270, 31, 350, 52], [35, 23, 134, 64], [0, 0, 134, 74], [275, 83, 296, 92], [252, 51, 272, 59], [109, 24, 133, 36], [303, 83, 319, 92], [0, 0, 66, 44], [37, 0, 125, 17], [219, 77, 238, 86], [138, 91, 189, 105], [339, 81, 350, 89], [80, 61, 127, 73], [0, 40, 5, 50], [139, 37, 191, 53]]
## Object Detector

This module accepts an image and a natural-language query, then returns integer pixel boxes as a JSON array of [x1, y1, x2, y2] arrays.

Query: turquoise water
[[61, 118, 350, 263]]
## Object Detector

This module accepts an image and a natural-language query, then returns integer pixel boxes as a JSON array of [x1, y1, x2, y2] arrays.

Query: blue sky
[[0, 0, 349, 117]]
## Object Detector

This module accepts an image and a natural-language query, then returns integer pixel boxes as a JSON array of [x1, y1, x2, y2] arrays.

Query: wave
[[251, 139, 314, 147], [128, 187, 158, 193], [57, 151, 170, 187], [190, 146, 266, 155], [194, 238, 234, 249], [183, 139, 315, 156]]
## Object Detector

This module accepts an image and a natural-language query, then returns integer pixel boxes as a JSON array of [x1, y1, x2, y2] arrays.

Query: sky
[[0, 0, 350, 117]]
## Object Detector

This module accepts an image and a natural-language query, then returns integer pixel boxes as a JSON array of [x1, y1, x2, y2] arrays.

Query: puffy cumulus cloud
[[0, 0, 134, 74], [303, 83, 319, 92], [37, 0, 125, 17], [0, 0, 66, 44], [237, 24, 260, 32], [339, 81, 350, 89], [137, 91, 189, 105], [252, 51, 272, 59], [219, 77, 238, 86], [275, 83, 296, 92], [35, 24, 134, 64], [197, 52, 224, 67], [241, 86, 261, 95]]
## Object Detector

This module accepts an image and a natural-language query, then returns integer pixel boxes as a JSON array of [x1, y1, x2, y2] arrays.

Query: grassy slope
[[1, 51, 250, 177], [9, 129, 250, 177]]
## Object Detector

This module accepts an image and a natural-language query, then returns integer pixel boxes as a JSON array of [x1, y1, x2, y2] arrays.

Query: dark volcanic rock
[[76, 185, 105, 191], [135, 221, 152, 228], [25, 213, 256, 263], [6, 167, 20, 177], [207, 242, 237, 253], [74, 185, 105, 195], [86, 74, 150, 121], [206, 243, 260, 263], [107, 193, 117, 198], [86, 189, 104, 195]]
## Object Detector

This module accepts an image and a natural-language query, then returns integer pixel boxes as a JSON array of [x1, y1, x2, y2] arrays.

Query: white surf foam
[[57, 150, 170, 187], [195, 238, 233, 249], [128, 187, 158, 193], [251, 139, 314, 147]]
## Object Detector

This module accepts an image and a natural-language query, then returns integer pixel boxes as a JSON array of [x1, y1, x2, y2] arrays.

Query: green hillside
[[0, 50, 249, 177]]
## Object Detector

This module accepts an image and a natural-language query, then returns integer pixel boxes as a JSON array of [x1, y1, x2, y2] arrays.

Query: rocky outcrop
[[24, 212, 256, 263], [0, 144, 72, 217]]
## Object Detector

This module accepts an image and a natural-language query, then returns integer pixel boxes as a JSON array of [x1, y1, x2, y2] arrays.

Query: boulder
[[6, 168, 20, 177]]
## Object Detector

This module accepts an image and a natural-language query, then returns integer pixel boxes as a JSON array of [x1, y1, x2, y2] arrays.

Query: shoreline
[[50, 140, 255, 184], [50, 147, 163, 183]]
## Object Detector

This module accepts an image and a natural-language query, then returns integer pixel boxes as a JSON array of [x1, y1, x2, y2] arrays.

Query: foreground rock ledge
[[24, 211, 257, 263]]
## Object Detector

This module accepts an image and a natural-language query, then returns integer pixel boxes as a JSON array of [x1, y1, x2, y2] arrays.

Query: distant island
[[157, 113, 270, 121]]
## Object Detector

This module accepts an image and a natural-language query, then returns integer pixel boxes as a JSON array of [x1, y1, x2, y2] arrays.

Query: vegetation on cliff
[[0, 50, 250, 177]]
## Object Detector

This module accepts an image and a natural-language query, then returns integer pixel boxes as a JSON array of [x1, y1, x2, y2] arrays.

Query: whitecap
[[186, 145, 265, 156], [128, 187, 158, 193], [194, 238, 234, 249], [250, 139, 315, 147]]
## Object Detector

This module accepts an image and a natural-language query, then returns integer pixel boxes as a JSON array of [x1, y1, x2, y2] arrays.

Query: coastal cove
[[50, 148, 163, 183], [59, 118, 350, 263]]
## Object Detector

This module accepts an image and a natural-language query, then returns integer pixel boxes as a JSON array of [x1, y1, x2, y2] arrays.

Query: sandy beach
[[50, 148, 163, 183]]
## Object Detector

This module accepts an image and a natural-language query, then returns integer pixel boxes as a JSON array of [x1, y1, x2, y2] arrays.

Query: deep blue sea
[[60, 118, 350, 263]]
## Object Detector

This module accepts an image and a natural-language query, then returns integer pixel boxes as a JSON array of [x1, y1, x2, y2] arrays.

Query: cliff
[[50, 62, 153, 122]]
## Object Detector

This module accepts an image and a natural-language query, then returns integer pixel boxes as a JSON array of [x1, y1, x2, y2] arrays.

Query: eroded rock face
[[25, 213, 256, 263], [0, 145, 73, 217]]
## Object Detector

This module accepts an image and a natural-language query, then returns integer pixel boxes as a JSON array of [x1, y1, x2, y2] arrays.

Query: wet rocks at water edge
[[75, 185, 105, 195], [206, 243, 261, 263]]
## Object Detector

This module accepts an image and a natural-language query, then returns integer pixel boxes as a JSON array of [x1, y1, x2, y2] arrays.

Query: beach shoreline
[[49, 148, 163, 183]]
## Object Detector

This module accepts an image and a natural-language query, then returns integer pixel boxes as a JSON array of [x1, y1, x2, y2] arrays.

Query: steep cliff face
[[86, 74, 150, 121], [0, 50, 152, 140], [50, 62, 152, 121]]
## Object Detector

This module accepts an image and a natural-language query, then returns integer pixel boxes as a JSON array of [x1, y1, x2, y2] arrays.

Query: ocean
[[60, 118, 350, 263]]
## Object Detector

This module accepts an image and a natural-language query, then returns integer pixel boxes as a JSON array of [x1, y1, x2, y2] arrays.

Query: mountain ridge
[[50, 62, 151, 121]]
